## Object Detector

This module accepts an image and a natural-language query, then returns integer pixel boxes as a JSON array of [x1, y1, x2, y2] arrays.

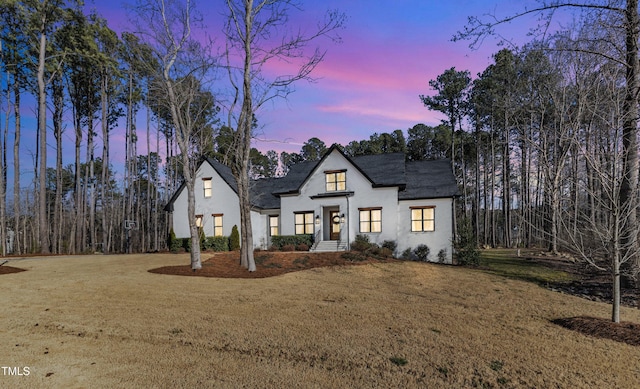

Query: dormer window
[[325, 170, 346, 192]]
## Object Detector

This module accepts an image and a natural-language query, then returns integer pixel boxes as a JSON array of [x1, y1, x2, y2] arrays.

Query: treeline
[[1, 1, 638, 266]]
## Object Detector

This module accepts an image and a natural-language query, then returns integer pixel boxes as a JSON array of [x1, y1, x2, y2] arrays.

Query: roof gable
[[165, 149, 458, 212], [163, 158, 238, 212]]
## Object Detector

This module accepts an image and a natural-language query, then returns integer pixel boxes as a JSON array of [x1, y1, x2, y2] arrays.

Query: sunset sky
[[86, 0, 539, 154]]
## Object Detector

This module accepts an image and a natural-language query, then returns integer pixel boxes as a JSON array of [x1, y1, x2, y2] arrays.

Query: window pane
[[411, 209, 422, 221], [424, 220, 435, 231], [270, 216, 279, 236], [304, 213, 314, 224], [360, 210, 369, 222], [371, 209, 381, 222], [424, 208, 434, 220], [337, 172, 346, 190], [203, 179, 212, 197], [327, 182, 336, 191], [295, 214, 304, 224], [360, 221, 370, 233], [412, 220, 422, 232], [295, 225, 304, 235], [195, 215, 203, 227], [371, 221, 382, 233], [305, 223, 314, 234]]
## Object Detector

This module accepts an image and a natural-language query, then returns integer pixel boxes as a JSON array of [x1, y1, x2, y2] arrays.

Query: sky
[[4, 0, 549, 195], [84, 0, 539, 154]]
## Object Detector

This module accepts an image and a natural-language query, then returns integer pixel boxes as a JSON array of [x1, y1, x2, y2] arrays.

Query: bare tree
[[131, 0, 217, 270], [562, 122, 638, 323], [456, 0, 640, 279], [223, 0, 345, 271]]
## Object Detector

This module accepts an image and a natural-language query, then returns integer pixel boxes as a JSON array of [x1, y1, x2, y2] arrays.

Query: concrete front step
[[311, 240, 347, 252]]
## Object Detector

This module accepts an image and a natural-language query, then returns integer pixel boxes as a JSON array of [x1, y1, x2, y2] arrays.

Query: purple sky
[[85, 0, 537, 154], [5, 1, 547, 194]]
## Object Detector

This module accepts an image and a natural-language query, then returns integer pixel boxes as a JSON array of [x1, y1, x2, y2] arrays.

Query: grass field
[[1, 253, 640, 388]]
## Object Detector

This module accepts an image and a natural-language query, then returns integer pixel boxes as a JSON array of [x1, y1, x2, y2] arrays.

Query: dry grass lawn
[[2, 253, 640, 388]]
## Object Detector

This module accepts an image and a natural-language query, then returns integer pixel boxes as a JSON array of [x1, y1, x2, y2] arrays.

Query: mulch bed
[[148, 250, 391, 279], [0, 265, 26, 275], [552, 316, 640, 347]]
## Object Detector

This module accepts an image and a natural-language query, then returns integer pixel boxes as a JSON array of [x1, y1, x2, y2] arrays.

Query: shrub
[[281, 244, 296, 252], [437, 249, 447, 263], [296, 243, 309, 251], [229, 225, 240, 251], [351, 234, 372, 252], [454, 217, 480, 266], [168, 229, 181, 253], [205, 236, 229, 252], [380, 247, 393, 258], [198, 227, 206, 249], [401, 247, 413, 260], [382, 240, 397, 253], [271, 235, 313, 249], [182, 238, 191, 252], [268, 245, 279, 252], [413, 244, 430, 262]]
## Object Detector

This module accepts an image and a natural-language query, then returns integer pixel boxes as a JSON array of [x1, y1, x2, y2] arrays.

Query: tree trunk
[[237, 0, 256, 272], [74, 107, 83, 254], [13, 81, 20, 255], [37, 25, 50, 254], [0, 82, 6, 257], [101, 73, 109, 253], [53, 74, 64, 254]]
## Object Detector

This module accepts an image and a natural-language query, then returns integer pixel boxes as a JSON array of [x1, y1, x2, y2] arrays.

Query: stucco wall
[[280, 150, 399, 247], [172, 161, 241, 239], [396, 197, 454, 263]]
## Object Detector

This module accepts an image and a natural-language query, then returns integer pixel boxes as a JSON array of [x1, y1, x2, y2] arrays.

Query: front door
[[330, 211, 341, 240]]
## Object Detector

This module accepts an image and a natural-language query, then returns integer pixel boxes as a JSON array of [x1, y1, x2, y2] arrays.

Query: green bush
[[230, 225, 240, 251], [437, 249, 448, 263], [204, 236, 229, 252], [401, 247, 413, 260], [168, 229, 181, 253], [454, 217, 480, 265], [271, 234, 313, 249], [382, 240, 397, 253], [351, 234, 372, 252], [413, 244, 430, 262], [182, 238, 191, 252]]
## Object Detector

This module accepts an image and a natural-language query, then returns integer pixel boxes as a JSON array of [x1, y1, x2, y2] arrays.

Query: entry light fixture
[[315, 215, 320, 225], [340, 213, 345, 224]]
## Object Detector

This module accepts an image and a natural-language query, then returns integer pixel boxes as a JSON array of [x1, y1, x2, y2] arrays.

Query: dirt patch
[[149, 250, 394, 278]]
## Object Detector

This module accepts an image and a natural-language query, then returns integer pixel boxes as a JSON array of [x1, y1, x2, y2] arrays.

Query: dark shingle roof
[[165, 151, 458, 212], [399, 159, 459, 200], [351, 153, 406, 187], [207, 158, 238, 193], [250, 178, 283, 209], [271, 161, 316, 195]]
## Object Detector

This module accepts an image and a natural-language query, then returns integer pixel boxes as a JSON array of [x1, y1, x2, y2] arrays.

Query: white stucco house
[[165, 145, 459, 263]]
